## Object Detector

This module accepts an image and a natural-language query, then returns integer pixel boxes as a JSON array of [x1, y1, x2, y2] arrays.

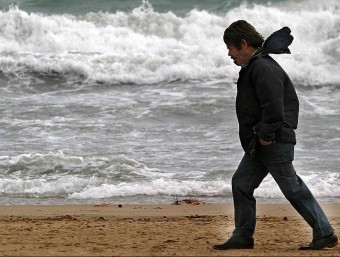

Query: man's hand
[[259, 138, 273, 145]]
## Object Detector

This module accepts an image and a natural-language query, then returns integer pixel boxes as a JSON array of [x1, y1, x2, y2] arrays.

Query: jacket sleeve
[[251, 60, 284, 141]]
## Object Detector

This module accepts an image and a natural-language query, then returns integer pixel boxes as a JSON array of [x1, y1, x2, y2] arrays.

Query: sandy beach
[[0, 203, 338, 256]]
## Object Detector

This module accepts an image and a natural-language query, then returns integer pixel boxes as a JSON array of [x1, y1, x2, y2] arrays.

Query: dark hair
[[223, 20, 264, 49]]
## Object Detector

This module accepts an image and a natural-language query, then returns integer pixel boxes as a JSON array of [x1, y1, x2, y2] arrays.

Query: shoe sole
[[213, 245, 254, 250]]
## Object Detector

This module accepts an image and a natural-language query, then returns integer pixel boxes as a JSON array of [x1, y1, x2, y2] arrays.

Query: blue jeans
[[231, 142, 333, 241]]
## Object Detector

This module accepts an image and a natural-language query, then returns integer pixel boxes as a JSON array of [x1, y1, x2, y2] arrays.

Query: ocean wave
[[0, 0, 338, 86], [0, 151, 339, 202], [0, 151, 163, 179]]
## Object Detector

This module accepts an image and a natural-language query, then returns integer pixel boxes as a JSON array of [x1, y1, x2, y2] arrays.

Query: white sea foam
[[0, 0, 339, 85], [68, 179, 231, 199], [0, 151, 338, 203]]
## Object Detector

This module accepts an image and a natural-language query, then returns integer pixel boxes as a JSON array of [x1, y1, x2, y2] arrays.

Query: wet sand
[[0, 203, 338, 256]]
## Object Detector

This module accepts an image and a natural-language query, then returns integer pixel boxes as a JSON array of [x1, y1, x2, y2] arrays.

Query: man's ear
[[240, 39, 248, 48]]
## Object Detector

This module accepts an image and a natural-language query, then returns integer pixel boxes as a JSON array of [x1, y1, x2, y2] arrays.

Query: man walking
[[213, 20, 338, 250]]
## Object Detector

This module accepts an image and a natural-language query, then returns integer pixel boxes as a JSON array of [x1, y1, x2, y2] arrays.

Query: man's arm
[[251, 61, 285, 143]]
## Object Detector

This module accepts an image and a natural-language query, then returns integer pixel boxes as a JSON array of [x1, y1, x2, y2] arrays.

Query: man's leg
[[232, 153, 268, 240], [256, 143, 336, 248], [214, 153, 268, 250]]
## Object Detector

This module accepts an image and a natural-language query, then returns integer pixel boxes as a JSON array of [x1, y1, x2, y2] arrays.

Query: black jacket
[[236, 27, 299, 154]]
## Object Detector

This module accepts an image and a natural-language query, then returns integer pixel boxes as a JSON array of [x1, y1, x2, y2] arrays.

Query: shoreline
[[0, 203, 339, 256]]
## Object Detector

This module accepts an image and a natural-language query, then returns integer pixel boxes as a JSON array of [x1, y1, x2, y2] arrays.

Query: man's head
[[223, 20, 264, 66]]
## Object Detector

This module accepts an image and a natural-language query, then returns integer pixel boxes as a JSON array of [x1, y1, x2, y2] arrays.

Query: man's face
[[226, 43, 247, 66]]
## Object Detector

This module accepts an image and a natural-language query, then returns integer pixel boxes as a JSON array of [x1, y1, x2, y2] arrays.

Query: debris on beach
[[94, 203, 110, 207], [45, 215, 77, 221], [171, 198, 206, 205]]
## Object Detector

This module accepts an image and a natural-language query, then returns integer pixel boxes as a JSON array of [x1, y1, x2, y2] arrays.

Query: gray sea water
[[0, 0, 339, 205]]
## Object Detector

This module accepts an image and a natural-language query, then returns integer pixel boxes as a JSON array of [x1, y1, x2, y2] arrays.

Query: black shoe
[[299, 233, 338, 250], [213, 237, 254, 250]]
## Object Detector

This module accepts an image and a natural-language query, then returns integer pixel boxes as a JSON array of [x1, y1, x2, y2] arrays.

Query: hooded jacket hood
[[256, 27, 294, 56], [242, 27, 293, 69]]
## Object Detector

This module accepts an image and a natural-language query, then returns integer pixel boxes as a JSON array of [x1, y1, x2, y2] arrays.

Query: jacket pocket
[[276, 124, 296, 143], [246, 134, 258, 155]]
